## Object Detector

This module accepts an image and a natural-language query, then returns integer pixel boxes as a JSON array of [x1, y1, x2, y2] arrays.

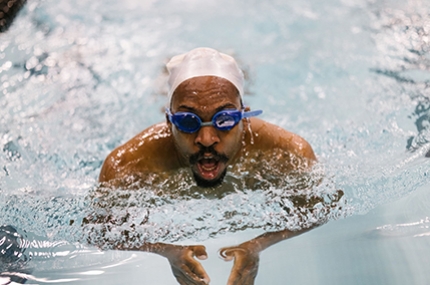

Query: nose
[[195, 126, 220, 147]]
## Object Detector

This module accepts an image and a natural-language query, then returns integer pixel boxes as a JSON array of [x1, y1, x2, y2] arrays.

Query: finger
[[173, 269, 192, 285], [241, 263, 259, 284], [176, 273, 206, 285], [236, 275, 255, 285], [174, 266, 204, 285], [219, 248, 235, 261], [175, 276, 188, 285], [188, 261, 210, 284], [226, 263, 255, 285], [227, 268, 245, 285], [226, 254, 252, 285], [185, 246, 210, 283], [191, 245, 208, 260], [227, 259, 259, 285], [219, 247, 246, 261], [178, 257, 210, 285]]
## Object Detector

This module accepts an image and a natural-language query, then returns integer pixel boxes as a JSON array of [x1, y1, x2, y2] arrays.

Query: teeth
[[201, 164, 216, 171], [198, 157, 218, 173]]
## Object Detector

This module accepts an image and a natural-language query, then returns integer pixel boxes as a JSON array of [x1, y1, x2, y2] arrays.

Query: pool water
[[1, 0, 430, 284]]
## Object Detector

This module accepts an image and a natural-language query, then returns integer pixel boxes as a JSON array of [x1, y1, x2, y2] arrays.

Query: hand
[[220, 242, 260, 285], [162, 244, 210, 285]]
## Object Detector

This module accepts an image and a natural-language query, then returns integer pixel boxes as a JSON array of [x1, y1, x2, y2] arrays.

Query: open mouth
[[196, 156, 223, 180]]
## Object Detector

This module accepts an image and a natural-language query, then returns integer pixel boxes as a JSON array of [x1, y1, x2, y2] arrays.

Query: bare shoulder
[[99, 122, 179, 184], [249, 118, 316, 161]]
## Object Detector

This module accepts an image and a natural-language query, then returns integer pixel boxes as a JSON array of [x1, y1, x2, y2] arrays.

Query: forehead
[[171, 76, 241, 111]]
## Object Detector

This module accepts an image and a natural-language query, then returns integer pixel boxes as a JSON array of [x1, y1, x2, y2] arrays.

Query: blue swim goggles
[[166, 108, 263, 133]]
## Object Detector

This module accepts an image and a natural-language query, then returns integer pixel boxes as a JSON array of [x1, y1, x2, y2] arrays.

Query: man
[[99, 47, 318, 284]]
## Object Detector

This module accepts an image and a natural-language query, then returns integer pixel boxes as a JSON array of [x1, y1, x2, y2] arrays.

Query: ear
[[242, 107, 251, 127], [242, 106, 251, 124], [165, 113, 172, 128]]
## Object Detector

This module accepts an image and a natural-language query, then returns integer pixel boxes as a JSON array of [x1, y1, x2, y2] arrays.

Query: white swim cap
[[166, 47, 244, 101]]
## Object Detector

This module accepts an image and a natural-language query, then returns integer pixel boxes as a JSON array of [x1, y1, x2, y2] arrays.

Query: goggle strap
[[166, 109, 172, 122], [242, 109, 263, 118]]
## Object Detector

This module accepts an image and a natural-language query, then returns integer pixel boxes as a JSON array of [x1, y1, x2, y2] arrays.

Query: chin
[[193, 169, 227, 188]]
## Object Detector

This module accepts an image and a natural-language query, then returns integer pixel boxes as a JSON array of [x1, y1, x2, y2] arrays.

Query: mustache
[[189, 146, 229, 165]]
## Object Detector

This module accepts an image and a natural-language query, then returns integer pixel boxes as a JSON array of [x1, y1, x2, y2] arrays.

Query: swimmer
[[99, 47, 318, 284]]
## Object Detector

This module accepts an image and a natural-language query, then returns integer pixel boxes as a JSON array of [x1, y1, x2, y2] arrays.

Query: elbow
[[98, 153, 121, 184], [295, 138, 317, 163], [304, 143, 317, 162]]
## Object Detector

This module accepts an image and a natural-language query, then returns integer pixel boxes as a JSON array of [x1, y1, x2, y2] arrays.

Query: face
[[168, 76, 244, 187]]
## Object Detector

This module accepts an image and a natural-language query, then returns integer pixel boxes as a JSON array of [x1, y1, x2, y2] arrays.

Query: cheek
[[221, 126, 243, 154], [172, 129, 195, 153]]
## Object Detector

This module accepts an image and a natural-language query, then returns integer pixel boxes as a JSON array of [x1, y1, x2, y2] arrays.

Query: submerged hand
[[220, 243, 260, 285], [163, 244, 210, 285]]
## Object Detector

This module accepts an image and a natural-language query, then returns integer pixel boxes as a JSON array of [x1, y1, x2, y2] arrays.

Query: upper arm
[[99, 151, 117, 183], [98, 123, 177, 185], [98, 131, 147, 185], [286, 132, 317, 161], [98, 146, 128, 184]]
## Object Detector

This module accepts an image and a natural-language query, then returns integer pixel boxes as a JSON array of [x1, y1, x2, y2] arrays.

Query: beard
[[189, 146, 229, 188]]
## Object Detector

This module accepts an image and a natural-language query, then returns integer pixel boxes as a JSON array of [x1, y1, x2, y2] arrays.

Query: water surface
[[1, 0, 429, 284]]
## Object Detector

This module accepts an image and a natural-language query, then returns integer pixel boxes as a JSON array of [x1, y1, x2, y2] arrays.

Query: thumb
[[191, 245, 208, 260], [219, 247, 246, 261]]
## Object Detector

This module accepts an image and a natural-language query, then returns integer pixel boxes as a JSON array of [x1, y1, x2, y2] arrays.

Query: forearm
[[115, 242, 174, 256], [242, 223, 320, 253], [140, 242, 189, 258]]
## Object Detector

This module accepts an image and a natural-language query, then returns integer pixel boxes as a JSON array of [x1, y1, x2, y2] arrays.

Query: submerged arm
[[117, 242, 210, 285], [85, 197, 211, 285], [220, 224, 320, 285], [84, 210, 210, 285]]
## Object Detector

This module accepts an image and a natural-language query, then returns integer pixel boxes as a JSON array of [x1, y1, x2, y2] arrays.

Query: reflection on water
[[408, 98, 430, 155], [368, 1, 430, 154], [369, 217, 430, 238]]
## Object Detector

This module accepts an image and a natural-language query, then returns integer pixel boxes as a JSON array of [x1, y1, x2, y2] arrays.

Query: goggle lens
[[213, 112, 241, 130], [172, 113, 201, 133]]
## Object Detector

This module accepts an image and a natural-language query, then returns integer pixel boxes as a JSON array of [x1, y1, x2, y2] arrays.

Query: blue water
[[1, 0, 430, 284]]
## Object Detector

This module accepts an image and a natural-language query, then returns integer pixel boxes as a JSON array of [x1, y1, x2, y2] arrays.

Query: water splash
[[246, 118, 255, 145], [80, 162, 345, 249], [0, 164, 345, 251]]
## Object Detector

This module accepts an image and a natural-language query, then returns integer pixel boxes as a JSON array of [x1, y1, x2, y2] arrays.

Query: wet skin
[[168, 76, 245, 187], [99, 77, 316, 186], [98, 76, 318, 284]]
